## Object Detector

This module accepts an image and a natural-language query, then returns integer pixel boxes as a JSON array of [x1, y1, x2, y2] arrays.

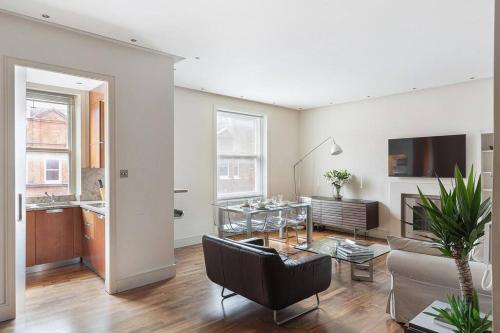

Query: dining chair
[[252, 209, 288, 246], [285, 197, 311, 243], [212, 201, 247, 237]]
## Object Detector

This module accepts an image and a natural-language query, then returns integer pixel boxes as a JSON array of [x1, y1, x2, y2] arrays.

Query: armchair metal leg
[[273, 293, 320, 325], [221, 287, 237, 301]]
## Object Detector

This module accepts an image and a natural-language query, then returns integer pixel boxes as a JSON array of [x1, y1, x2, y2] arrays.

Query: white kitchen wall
[[298, 79, 493, 238], [0, 11, 175, 317], [174, 87, 300, 247]]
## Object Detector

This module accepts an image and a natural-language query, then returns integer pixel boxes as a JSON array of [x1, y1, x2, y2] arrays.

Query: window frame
[[214, 108, 265, 200], [26, 89, 75, 196]]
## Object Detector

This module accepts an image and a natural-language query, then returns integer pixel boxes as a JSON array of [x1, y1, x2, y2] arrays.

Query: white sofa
[[386, 241, 492, 323]]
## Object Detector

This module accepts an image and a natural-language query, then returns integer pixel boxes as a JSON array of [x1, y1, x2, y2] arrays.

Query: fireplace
[[401, 193, 440, 240]]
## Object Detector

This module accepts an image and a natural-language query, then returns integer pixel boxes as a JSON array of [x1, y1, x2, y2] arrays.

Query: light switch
[[120, 169, 129, 178]]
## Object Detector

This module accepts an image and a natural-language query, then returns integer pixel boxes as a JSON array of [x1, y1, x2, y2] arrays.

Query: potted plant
[[323, 169, 351, 200], [415, 166, 492, 332]]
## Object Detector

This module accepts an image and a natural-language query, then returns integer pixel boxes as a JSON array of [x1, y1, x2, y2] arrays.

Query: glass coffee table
[[295, 237, 390, 281]]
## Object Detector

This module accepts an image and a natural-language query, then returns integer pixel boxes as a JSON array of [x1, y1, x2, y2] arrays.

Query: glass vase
[[334, 185, 343, 200]]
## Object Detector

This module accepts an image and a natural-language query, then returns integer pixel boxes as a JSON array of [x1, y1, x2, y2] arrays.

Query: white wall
[[0, 12, 175, 319], [174, 87, 299, 247], [299, 79, 493, 237]]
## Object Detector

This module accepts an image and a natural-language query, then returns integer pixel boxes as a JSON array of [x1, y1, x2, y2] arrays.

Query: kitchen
[[23, 68, 109, 283]]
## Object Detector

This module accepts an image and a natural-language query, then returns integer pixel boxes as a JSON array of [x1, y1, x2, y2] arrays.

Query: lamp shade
[[330, 140, 343, 156]]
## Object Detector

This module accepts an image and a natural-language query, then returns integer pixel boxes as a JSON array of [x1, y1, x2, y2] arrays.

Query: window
[[218, 161, 229, 179], [45, 159, 61, 183], [216, 109, 264, 199], [26, 90, 74, 197]]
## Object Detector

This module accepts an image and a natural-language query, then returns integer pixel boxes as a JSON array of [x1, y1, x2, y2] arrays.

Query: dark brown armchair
[[202, 235, 332, 325]]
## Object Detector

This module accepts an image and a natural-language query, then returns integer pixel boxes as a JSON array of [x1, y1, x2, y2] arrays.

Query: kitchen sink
[[87, 202, 106, 208], [30, 202, 71, 208]]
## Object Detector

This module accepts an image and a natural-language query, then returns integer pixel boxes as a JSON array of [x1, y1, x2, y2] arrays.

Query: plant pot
[[334, 185, 343, 200]]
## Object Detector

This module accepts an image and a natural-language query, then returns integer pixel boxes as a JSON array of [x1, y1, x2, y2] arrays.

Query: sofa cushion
[[387, 236, 443, 257]]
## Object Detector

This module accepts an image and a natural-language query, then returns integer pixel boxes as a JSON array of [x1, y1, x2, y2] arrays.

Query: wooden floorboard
[[0, 230, 404, 333]]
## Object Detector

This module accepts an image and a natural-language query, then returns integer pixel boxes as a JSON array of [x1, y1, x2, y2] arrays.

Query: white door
[[0, 63, 27, 321], [14, 65, 27, 313]]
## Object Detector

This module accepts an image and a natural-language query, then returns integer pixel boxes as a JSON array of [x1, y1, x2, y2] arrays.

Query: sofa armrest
[[238, 237, 264, 246]]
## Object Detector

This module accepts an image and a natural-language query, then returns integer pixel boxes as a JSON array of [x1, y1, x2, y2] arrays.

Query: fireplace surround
[[401, 193, 440, 240]]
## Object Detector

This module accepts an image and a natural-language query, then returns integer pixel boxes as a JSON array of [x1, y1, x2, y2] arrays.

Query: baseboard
[[115, 263, 176, 293], [174, 235, 203, 248], [26, 257, 81, 273], [175, 232, 216, 248]]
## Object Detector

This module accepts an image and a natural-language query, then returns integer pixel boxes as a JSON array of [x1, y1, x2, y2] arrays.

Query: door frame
[[2, 57, 117, 319]]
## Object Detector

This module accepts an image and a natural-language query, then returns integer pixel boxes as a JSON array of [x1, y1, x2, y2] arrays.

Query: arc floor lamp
[[293, 136, 343, 197]]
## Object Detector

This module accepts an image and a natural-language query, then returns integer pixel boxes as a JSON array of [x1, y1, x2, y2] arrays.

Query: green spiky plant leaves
[[424, 291, 492, 333], [414, 165, 492, 332]]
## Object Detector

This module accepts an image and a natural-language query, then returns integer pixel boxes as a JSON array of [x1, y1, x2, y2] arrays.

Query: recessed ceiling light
[[41, 14, 50, 19], [130, 38, 137, 43], [469, 76, 476, 80]]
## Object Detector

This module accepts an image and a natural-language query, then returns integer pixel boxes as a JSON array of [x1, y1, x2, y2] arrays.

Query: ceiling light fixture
[[130, 38, 137, 43], [41, 14, 50, 19]]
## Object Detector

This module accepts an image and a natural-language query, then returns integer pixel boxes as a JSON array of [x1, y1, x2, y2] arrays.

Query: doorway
[[5, 58, 116, 319]]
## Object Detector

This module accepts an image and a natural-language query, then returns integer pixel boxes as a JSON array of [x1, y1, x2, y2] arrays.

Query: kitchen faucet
[[44, 192, 56, 203]]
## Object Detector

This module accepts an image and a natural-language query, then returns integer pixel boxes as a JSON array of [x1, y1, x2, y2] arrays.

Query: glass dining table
[[214, 201, 313, 245]]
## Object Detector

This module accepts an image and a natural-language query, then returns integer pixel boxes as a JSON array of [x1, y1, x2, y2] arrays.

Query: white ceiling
[[0, 0, 494, 110], [26, 68, 104, 91]]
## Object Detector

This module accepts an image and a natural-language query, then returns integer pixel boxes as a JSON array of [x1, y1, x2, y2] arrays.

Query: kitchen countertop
[[27, 201, 106, 215]]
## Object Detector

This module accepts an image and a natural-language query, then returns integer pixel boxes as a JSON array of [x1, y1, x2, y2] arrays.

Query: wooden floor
[[0, 230, 403, 333]]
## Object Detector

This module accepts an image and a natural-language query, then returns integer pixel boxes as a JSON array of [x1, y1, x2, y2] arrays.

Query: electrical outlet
[[120, 169, 129, 178]]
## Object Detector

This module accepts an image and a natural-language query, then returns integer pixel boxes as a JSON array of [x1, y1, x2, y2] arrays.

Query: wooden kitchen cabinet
[[73, 208, 83, 257], [89, 89, 105, 168], [26, 207, 82, 267], [34, 208, 75, 265], [82, 209, 105, 278], [26, 211, 36, 267]]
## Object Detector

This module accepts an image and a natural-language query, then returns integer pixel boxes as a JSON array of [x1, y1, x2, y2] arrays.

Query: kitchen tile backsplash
[[81, 168, 105, 201]]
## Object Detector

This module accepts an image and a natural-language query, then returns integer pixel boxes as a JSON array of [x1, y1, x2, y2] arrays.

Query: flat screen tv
[[388, 134, 465, 177]]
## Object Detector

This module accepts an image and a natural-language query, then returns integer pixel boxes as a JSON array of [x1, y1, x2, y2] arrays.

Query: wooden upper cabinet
[[89, 88, 105, 168], [35, 208, 75, 265]]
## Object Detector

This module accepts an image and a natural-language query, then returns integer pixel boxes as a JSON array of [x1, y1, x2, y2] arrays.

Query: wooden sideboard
[[311, 196, 379, 234]]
